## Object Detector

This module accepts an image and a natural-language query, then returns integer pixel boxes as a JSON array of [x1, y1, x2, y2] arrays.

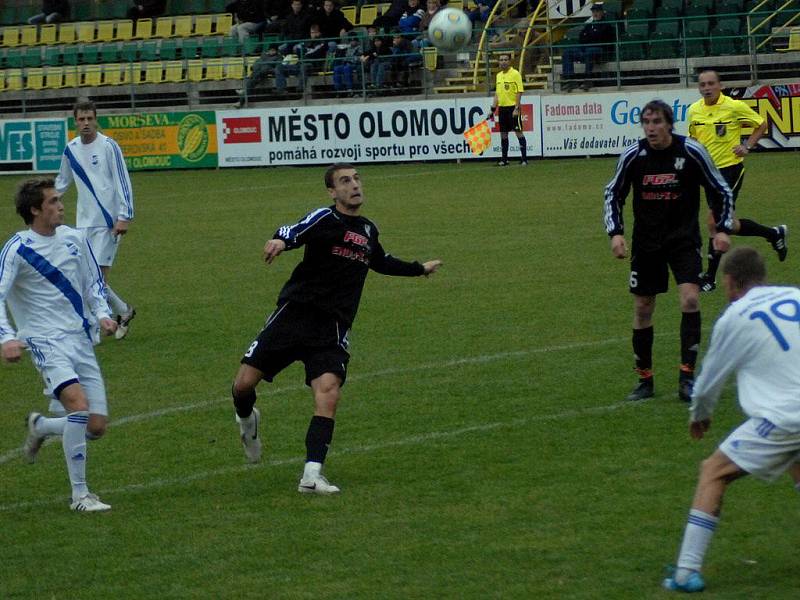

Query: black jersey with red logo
[[603, 134, 735, 252], [273, 206, 424, 326]]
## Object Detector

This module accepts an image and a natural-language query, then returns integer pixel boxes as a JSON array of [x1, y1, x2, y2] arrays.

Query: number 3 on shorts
[[629, 270, 638, 288], [244, 340, 258, 358]]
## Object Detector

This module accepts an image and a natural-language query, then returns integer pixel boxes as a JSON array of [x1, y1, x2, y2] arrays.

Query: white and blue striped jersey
[[0, 226, 111, 344], [55, 132, 134, 229], [691, 286, 800, 432]]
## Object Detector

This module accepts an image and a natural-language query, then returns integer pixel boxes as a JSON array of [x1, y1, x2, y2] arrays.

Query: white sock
[[63, 411, 89, 501], [48, 398, 66, 416], [303, 461, 322, 479], [35, 415, 66, 437], [106, 285, 128, 316], [676, 508, 719, 578]]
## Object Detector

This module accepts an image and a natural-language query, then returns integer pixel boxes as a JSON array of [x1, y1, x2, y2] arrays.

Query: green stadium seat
[[140, 40, 159, 61], [98, 1, 132, 19], [715, 17, 743, 34], [200, 37, 220, 57], [101, 42, 121, 63], [718, 0, 745, 16], [709, 33, 740, 55], [242, 36, 261, 55], [62, 45, 79, 66], [81, 44, 100, 64], [684, 38, 707, 57], [5, 48, 22, 68], [220, 36, 240, 56], [685, 1, 712, 17], [0, 7, 19, 26], [208, 0, 228, 12], [22, 47, 42, 67], [626, 6, 653, 22], [649, 31, 679, 58], [660, 0, 684, 12], [43, 45, 61, 66], [686, 19, 710, 36], [654, 19, 680, 37], [72, 3, 94, 21], [181, 38, 200, 59], [121, 41, 139, 62], [555, 26, 582, 49], [160, 39, 179, 60]]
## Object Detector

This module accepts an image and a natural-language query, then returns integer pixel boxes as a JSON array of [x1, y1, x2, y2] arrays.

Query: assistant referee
[[490, 53, 528, 166], [687, 69, 787, 291]]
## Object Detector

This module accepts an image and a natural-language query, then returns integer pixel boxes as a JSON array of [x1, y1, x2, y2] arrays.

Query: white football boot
[[236, 407, 262, 463]]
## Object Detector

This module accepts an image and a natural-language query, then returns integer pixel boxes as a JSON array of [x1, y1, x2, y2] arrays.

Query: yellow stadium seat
[[134, 18, 152, 40], [777, 27, 800, 52], [174, 16, 192, 37], [214, 14, 233, 35], [194, 15, 213, 36], [358, 5, 379, 26], [26, 67, 45, 89], [2, 27, 20, 47], [77, 22, 96, 43], [83, 65, 103, 87], [246, 55, 258, 75], [186, 59, 204, 81], [0, 70, 5, 91], [144, 61, 164, 83], [122, 62, 143, 84], [58, 22, 76, 43], [21, 25, 38, 46], [225, 56, 244, 79], [155, 17, 174, 38], [39, 24, 57, 45], [96, 21, 116, 42], [6, 69, 23, 90], [164, 60, 185, 82], [341, 6, 356, 24], [204, 57, 224, 80], [63, 66, 79, 87], [116, 20, 134, 41], [44, 66, 64, 88], [103, 63, 125, 85]]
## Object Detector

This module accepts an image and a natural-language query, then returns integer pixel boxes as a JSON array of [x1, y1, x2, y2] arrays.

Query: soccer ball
[[428, 7, 473, 51]]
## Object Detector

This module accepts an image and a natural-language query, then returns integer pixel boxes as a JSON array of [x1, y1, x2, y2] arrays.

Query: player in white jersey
[[55, 99, 136, 341], [663, 247, 800, 593], [0, 178, 117, 512]]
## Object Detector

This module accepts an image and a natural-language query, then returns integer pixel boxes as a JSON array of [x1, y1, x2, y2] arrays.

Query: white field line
[[0, 336, 628, 466], [0, 400, 631, 512]]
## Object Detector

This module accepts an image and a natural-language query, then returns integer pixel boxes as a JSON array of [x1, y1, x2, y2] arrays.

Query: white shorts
[[719, 417, 800, 482], [26, 333, 109, 417], [83, 226, 120, 267]]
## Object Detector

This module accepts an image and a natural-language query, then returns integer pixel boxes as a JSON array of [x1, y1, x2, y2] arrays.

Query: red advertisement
[[222, 117, 261, 144]]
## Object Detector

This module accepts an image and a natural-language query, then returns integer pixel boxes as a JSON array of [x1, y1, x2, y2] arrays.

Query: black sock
[[706, 238, 722, 280], [737, 218, 777, 241], [501, 137, 509, 160], [518, 136, 527, 161], [232, 386, 256, 419], [632, 326, 654, 377], [680, 312, 701, 373], [305, 415, 335, 464]]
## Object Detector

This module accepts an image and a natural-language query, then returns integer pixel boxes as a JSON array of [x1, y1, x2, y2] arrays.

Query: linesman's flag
[[463, 117, 492, 155]]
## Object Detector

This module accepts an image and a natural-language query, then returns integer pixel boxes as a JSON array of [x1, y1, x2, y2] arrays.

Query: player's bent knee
[[681, 297, 700, 313]]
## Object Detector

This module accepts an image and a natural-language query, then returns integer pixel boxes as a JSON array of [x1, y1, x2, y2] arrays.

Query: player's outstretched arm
[[422, 259, 442, 276], [263, 239, 287, 264]]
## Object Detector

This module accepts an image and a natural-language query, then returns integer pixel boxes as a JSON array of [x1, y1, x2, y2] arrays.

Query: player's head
[[74, 99, 99, 141], [721, 247, 766, 301], [325, 163, 363, 213], [697, 69, 722, 103], [498, 53, 511, 70], [590, 3, 605, 19], [641, 100, 674, 149], [15, 177, 62, 228]]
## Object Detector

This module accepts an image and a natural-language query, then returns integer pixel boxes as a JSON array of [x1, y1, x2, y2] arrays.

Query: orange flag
[[463, 118, 492, 156]]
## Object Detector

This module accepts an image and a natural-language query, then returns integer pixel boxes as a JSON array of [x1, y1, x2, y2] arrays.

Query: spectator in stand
[[28, 0, 70, 25], [361, 31, 392, 91], [263, 0, 291, 35], [126, 0, 166, 21], [332, 31, 363, 95], [468, 0, 495, 25], [397, 0, 425, 34], [415, 0, 442, 48], [236, 44, 282, 107], [281, 0, 314, 53], [275, 23, 329, 94], [373, 0, 407, 31], [226, 0, 267, 43], [389, 32, 419, 88], [314, 0, 354, 53], [561, 2, 616, 91]]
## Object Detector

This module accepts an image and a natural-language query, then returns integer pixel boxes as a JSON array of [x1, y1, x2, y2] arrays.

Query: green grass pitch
[[0, 153, 797, 598]]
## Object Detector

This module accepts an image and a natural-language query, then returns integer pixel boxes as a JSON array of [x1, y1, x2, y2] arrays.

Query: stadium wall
[[3, 83, 798, 174]]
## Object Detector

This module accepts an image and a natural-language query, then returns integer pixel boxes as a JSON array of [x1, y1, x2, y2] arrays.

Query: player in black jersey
[[603, 100, 734, 404], [231, 163, 442, 494]]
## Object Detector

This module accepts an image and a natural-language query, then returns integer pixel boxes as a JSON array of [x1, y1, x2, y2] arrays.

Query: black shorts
[[240, 302, 350, 386], [497, 106, 522, 133], [629, 240, 702, 296], [709, 163, 744, 216]]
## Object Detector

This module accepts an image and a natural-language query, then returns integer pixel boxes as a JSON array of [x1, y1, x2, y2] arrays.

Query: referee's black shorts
[[241, 301, 350, 386], [497, 106, 522, 133], [719, 163, 745, 201], [629, 239, 702, 296]]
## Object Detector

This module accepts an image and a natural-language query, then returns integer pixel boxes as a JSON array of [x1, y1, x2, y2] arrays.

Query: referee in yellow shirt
[[687, 69, 787, 291], [490, 53, 527, 166]]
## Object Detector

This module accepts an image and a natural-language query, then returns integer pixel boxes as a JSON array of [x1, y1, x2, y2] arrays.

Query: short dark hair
[[73, 99, 97, 118], [697, 68, 720, 83], [498, 53, 511, 60], [642, 99, 674, 130], [722, 247, 767, 289], [325, 163, 356, 188], [15, 177, 56, 225]]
